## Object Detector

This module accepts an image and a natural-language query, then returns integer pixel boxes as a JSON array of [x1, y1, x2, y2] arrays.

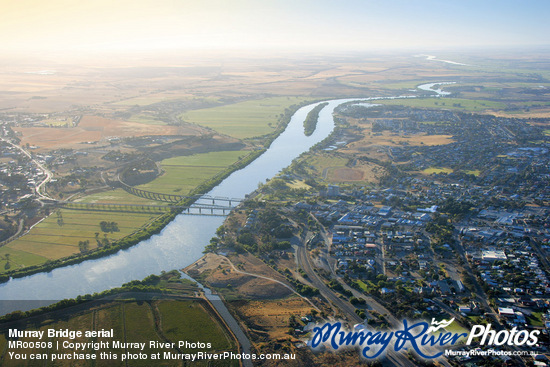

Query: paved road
[[296, 234, 418, 367], [0, 137, 54, 200], [296, 239, 363, 324], [303, 217, 452, 366]]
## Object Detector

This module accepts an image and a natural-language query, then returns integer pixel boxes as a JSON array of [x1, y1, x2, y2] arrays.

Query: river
[[0, 84, 451, 315]]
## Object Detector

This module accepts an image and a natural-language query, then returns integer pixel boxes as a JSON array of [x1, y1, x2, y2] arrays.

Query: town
[[203, 100, 550, 365]]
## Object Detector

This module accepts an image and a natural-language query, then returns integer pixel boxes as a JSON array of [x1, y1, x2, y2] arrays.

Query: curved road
[[296, 236, 418, 367], [0, 137, 54, 200]]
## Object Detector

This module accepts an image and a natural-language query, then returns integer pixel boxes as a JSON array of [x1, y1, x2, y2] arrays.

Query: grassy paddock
[[303, 153, 349, 179], [137, 150, 247, 195], [180, 96, 309, 139], [157, 300, 234, 352], [1, 210, 159, 272], [0, 299, 236, 367]]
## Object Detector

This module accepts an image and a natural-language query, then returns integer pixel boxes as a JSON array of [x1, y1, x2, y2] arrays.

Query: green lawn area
[[544, 129, 550, 136], [377, 97, 506, 111], [527, 312, 544, 327], [423, 167, 454, 175], [75, 188, 165, 205], [463, 169, 481, 176], [180, 96, 309, 139], [356, 280, 372, 293]]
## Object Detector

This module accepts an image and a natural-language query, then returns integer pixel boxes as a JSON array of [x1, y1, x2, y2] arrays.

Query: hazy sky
[[1, 0, 549, 55]]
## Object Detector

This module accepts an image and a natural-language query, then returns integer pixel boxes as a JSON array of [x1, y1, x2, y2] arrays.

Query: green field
[[137, 151, 247, 195], [544, 129, 550, 136], [378, 81, 424, 90], [75, 188, 165, 205], [180, 96, 310, 139], [423, 167, 454, 175], [158, 300, 235, 352], [113, 95, 219, 107], [303, 153, 349, 180], [1, 210, 159, 271], [463, 169, 481, 176], [40, 117, 73, 127], [377, 97, 506, 111]]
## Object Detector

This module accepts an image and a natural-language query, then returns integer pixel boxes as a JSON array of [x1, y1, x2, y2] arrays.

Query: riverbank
[[0, 99, 311, 284], [0, 86, 453, 309]]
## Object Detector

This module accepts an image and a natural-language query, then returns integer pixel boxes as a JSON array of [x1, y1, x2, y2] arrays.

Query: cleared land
[[186, 253, 318, 344], [301, 153, 385, 184], [13, 115, 205, 151], [186, 253, 293, 301], [230, 297, 315, 341]]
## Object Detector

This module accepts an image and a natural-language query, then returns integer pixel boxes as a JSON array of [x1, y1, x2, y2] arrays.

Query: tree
[[100, 221, 119, 233], [78, 240, 89, 253]]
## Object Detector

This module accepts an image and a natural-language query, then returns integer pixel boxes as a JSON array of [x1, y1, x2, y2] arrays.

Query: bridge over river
[[119, 181, 243, 207], [40, 179, 244, 216], [56, 201, 239, 216]]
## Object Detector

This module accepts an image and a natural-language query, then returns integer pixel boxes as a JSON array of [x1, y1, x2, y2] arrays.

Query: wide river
[[0, 84, 450, 314]]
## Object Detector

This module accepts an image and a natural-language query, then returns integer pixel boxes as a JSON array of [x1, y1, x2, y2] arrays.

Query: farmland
[[136, 151, 247, 195], [0, 150, 249, 274], [0, 297, 238, 367], [0, 210, 159, 271], [180, 96, 310, 139]]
